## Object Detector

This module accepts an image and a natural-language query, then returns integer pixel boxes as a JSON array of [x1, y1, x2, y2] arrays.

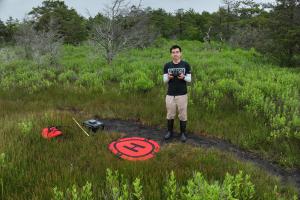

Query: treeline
[[0, 0, 299, 66]]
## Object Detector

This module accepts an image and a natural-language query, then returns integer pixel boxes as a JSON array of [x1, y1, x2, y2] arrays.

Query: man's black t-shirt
[[163, 60, 191, 96]]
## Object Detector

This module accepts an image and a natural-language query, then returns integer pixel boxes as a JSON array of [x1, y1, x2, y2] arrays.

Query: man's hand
[[168, 73, 174, 80], [178, 73, 185, 80]]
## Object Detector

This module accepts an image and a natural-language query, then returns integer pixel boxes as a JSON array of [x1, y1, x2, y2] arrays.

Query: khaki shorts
[[165, 94, 188, 121]]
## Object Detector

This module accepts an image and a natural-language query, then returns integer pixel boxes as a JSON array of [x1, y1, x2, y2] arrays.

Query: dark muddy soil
[[96, 118, 300, 192]]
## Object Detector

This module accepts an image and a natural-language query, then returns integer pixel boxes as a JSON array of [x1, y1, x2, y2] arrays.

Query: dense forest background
[[0, 0, 299, 67]]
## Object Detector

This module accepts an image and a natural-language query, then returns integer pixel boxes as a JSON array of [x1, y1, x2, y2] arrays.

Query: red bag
[[42, 126, 63, 139]]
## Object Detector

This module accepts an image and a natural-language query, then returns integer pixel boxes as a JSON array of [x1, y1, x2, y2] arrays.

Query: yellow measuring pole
[[72, 117, 90, 137]]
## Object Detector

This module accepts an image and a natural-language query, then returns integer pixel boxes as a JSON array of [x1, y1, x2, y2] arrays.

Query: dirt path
[[98, 118, 300, 192]]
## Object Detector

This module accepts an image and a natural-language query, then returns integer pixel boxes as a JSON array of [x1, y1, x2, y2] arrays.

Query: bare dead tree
[[203, 26, 212, 44], [218, 32, 224, 51], [14, 17, 63, 66], [90, 0, 156, 65], [219, 32, 224, 43], [203, 26, 213, 50]]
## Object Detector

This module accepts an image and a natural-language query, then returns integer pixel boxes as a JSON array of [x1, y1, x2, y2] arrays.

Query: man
[[163, 45, 192, 142]]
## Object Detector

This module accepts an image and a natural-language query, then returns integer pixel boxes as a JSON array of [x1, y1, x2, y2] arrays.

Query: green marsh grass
[[0, 39, 299, 199]]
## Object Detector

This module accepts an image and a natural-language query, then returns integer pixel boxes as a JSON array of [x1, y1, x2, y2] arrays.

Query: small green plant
[[181, 171, 221, 200], [52, 186, 64, 200], [81, 182, 93, 200], [103, 168, 136, 200], [18, 119, 33, 135], [132, 178, 143, 200], [105, 168, 121, 199], [52, 181, 93, 200], [180, 170, 255, 200], [222, 171, 255, 200], [164, 171, 177, 200]]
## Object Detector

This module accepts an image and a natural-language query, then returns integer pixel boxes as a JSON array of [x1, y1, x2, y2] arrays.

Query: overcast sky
[[0, 0, 275, 22]]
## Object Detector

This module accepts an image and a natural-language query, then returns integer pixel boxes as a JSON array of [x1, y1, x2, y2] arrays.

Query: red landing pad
[[108, 137, 160, 161]]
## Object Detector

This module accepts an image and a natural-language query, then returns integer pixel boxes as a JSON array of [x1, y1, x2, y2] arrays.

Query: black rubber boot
[[164, 119, 174, 140], [180, 120, 187, 142]]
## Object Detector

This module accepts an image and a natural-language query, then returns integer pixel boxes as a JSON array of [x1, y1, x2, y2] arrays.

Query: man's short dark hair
[[170, 45, 182, 53]]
